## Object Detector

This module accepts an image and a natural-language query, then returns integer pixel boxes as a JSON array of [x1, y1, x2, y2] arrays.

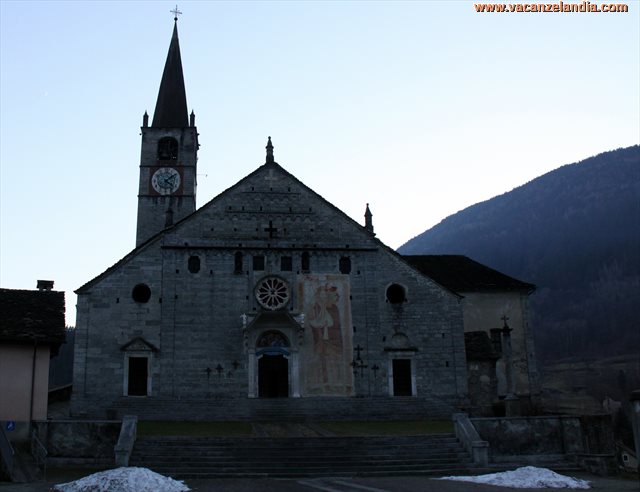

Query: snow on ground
[[439, 466, 591, 489], [52, 467, 190, 492]]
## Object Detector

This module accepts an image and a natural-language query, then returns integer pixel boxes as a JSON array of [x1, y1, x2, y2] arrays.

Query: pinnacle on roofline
[[365, 203, 374, 234], [266, 136, 275, 164]]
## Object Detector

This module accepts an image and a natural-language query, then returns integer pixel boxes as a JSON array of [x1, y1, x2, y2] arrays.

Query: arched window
[[301, 252, 310, 272], [157, 137, 178, 161], [339, 256, 351, 274], [234, 252, 243, 274], [188, 255, 201, 273]]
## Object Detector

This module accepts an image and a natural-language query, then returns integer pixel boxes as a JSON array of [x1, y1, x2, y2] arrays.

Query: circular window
[[386, 283, 406, 304], [132, 283, 151, 303], [255, 276, 290, 310]]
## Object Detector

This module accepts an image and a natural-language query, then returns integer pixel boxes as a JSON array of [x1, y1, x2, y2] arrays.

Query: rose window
[[255, 276, 290, 310]]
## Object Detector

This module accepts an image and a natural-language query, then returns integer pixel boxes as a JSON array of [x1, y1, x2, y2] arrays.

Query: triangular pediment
[[159, 161, 381, 250], [246, 310, 302, 332], [78, 160, 378, 293], [121, 336, 158, 352]]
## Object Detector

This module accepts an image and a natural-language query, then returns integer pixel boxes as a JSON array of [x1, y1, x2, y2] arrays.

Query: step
[[128, 432, 475, 478]]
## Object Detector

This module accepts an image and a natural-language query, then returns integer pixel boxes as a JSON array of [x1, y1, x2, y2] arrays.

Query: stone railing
[[30, 430, 48, 480], [452, 413, 489, 466], [0, 425, 15, 481], [114, 416, 138, 467]]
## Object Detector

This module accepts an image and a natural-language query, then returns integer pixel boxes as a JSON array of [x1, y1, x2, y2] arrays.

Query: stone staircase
[[101, 396, 456, 421], [129, 433, 479, 478]]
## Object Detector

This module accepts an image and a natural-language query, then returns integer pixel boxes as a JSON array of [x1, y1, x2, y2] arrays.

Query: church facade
[[71, 21, 538, 420]]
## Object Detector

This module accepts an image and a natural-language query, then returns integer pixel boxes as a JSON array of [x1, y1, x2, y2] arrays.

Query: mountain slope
[[398, 145, 640, 361]]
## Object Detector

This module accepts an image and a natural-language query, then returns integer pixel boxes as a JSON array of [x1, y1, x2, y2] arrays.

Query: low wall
[[33, 420, 120, 466], [471, 415, 614, 467], [471, 416, 582, 457]]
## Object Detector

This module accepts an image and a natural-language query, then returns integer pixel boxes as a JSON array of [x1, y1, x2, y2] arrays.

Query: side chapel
[[71, 19, 540, 420]]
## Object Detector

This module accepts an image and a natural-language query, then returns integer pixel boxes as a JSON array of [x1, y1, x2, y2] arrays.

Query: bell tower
[[136, 18, 198, 246]]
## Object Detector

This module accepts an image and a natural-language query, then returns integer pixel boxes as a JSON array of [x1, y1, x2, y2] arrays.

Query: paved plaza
[[1, 470, 639, 492]]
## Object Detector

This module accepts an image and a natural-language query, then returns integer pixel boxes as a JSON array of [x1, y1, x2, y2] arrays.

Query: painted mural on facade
[[299, 274, 354, 396]]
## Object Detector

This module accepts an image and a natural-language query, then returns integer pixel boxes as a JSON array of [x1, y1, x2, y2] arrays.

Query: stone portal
[[258, 354, 289, 398], [392, 359, 412, 396]]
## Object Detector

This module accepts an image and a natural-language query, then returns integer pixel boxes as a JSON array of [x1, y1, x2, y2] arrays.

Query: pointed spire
[[266, 136, 275, 164], [364, 203, 374, 234], [152, 20, 188, 128]]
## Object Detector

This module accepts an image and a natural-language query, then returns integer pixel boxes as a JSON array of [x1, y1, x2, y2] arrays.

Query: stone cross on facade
[[354, 344, 364, 361], [264, 220, 278, 238], [264, 168, 278, 187]]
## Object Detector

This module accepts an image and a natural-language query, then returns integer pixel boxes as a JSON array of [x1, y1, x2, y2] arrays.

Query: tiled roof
[[403, 255, 535, 293], [0, 288, 66, 345]]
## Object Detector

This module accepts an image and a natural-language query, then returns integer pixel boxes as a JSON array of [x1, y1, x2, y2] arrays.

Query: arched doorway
[[258, 354, 288, 398], [256, 330, 290, 398]]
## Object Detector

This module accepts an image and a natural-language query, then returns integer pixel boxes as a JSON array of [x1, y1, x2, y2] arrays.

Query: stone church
[[71, 20, 539, 420]]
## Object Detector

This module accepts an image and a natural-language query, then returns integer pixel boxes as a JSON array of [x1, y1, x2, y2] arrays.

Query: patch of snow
[[439, 466, 590, 489], [52, 466, 190, 492]]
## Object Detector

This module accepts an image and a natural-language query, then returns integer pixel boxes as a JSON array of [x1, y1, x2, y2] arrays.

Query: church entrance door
[[258, 354, 289, 398], [127, 357, 148, 396], [392, 359, 412, 396]]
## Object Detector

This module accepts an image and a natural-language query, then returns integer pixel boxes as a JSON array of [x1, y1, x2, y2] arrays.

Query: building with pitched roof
[[405, 255, 540, 414], [70, 20, 539, 420], [0, 285, 65, 423]]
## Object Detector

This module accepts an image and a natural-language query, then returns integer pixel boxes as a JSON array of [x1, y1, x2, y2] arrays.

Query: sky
[[1, 0, 638, 326]]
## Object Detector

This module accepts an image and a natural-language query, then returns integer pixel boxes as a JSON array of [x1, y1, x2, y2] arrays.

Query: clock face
[[151, 167, 181, 195]]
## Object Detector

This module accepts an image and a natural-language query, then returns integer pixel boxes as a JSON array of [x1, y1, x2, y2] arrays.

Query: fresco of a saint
[[299, 275, 353, 396]]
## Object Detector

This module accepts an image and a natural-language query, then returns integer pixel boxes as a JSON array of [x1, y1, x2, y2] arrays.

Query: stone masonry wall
[[461, 291, 540, 406], [72, 163, 468, 419]]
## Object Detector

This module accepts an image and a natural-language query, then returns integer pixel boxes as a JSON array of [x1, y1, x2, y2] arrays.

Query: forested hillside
[[399, 146, 640, 362]]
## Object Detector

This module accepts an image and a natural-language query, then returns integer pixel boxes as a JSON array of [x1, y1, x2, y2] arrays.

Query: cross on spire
[[171, 5, 182, 21], [501, 315, 510, 327]]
